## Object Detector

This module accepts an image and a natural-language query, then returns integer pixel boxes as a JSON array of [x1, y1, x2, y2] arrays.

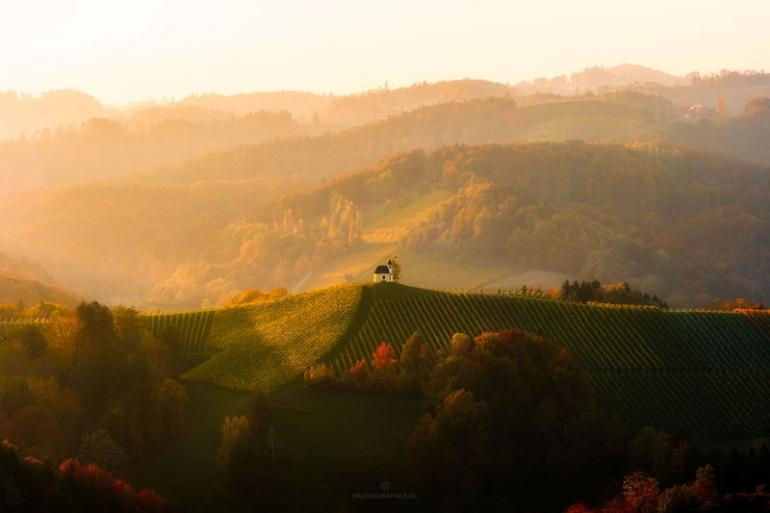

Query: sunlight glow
[[1, 0, 768, 103]]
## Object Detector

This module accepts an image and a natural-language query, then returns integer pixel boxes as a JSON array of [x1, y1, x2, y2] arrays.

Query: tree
[[348, 359, 370, 390], [448, 332, 473, 357], [0, 377, 32, 416], [20, 325, 47, 359], [416, 328, 625, 510], [112, 306, 145, 348], [216, 415, 276, 494], [628, 427, 694, 486], [10, 405, 65, 460], [217, 415, 251, 473], [371, 342, 398, 391], [400, 331, 432, 385], [410, 389, 488, 506], [389, 256, 401, 281], [75, 301, 115, 350], [78, 429, 129, 474], [304, 363, 336, 387], [371, 341, 397, 369], [622, 471, 660, 512], [152, 379, 190, 441]]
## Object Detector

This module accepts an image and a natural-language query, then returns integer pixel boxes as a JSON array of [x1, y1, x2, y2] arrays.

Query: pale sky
[[1, 0, 768, 105]]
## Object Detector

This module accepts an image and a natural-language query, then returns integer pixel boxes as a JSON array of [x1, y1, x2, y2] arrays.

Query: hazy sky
[[1, 0, 768, 104]]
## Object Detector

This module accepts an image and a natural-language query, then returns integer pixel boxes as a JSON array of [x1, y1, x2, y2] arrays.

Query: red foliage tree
[[371, 342, 397, 369], [349, 359, 370, 390]]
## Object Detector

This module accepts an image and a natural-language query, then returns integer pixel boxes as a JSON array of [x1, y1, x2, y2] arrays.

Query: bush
[[78, 429, 129, 474], [304, 363, 336, 387]]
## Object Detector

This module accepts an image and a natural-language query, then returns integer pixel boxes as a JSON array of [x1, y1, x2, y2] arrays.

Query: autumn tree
[[628, 426, 695, 486], [0, 377, 32, 416], [399, 331, 432, 387], [389, 255, 401, 281], [414, 328, 626, 510], [78, 429, 129, 474], [113, 305, 145, 349], [151, 379, 190, 441], [348, 359, 370, 390], [20, 325, 47, 359], [410, 389, 488, 506], [448, 332, 473, 357], [217, 414, 278, 494], [370, 341, 398, 391], [304, 363, 336, 387]]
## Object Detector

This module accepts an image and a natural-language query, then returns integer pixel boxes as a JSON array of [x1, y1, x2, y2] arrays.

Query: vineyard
[[142, 309, 216, 352], [183, 284, 364, 391], [13, 281, 758, 444], [325, 284, 770, 443], [0, 318, 49, 343]]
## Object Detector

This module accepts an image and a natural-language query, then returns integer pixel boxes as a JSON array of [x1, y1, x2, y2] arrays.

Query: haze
[[2, 0, 768, 104]]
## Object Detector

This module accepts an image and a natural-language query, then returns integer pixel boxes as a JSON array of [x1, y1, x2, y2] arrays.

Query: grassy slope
[[183, 284, 365, 391], [178, 282, 770, 443]]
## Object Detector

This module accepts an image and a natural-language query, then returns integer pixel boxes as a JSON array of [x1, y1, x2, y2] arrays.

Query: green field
[[168, 283, 770, 444]]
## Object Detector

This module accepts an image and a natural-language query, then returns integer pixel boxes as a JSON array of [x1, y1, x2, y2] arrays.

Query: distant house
[[373, 260, 395, 283]]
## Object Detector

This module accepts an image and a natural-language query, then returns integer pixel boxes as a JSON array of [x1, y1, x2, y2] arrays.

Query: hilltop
[[152, 282, 770, 444]]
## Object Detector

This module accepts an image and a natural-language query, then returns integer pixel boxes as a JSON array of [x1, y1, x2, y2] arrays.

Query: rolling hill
[[143, 94, 667, 186], [0, 96, 669, 305], [4, 95, 770, 308], [0, 270, 79, 308], [224, 140, 770, 307], [0, 110, 301, 193], [168, 282, 770, 444], [0, 252, 79, 309]]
